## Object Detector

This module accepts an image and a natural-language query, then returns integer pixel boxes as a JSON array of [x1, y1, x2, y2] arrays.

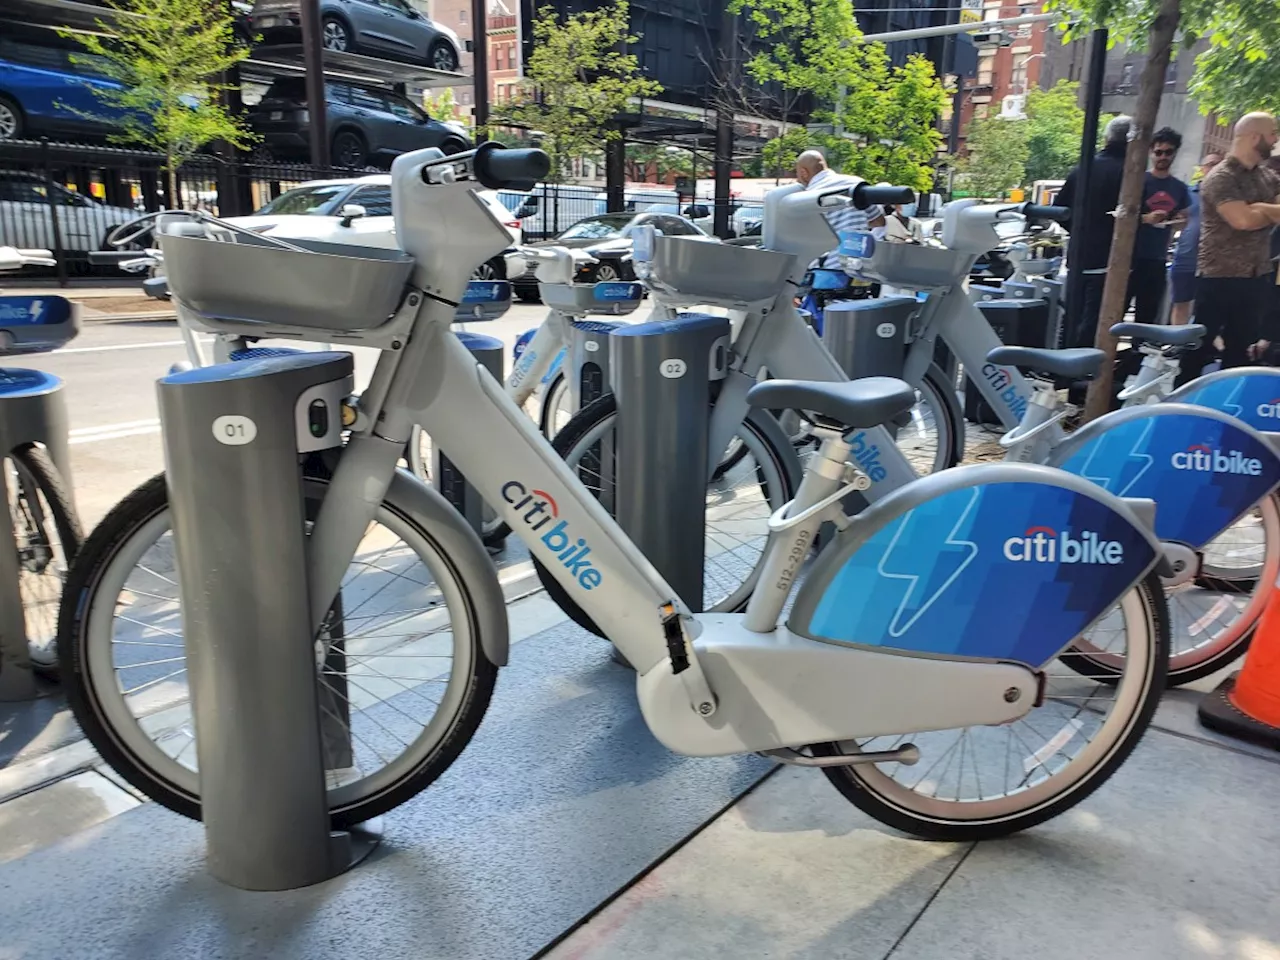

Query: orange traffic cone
[[1199, 585, 1280, 748]]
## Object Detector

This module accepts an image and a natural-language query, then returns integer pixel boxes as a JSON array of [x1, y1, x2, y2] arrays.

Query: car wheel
[[0, 95, 24, 141], [428, 41, 459, 72], [332, 131, 367, 168], [440, 138, 467, 156], [322, 16, 352, 52], [472, 257, 506, 281], [592, 261, 621, 283]]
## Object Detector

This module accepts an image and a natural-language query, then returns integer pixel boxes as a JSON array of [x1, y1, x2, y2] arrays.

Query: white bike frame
[[290, 151, 1044, 761]]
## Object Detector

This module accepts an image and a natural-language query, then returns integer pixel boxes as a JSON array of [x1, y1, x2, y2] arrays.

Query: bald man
[[1177, 112, 1280, 384], [794, 150, 885, 269]]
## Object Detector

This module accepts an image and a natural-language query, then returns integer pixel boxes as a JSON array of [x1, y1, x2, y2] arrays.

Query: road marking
[[69, 419, 162, 445], [53, 340, 188, 355]]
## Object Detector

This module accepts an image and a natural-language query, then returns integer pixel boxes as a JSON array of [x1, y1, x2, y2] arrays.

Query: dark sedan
[[511, 211, 713, 303]]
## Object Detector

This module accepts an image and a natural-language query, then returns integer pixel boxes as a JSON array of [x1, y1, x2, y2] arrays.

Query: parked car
[[511, 210, 716, 302], [0, 38, 130, 143], [223, 174, 520, 279], [0, 168, 139, 259], [249, 0, 462, 71], [247, 77, 471, 167]]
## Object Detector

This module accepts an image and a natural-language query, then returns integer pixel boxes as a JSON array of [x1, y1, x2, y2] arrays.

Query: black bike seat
[[1111, 322, 1205, 348], [747, 377, 916, 430], [986, 346, 1105, 382]]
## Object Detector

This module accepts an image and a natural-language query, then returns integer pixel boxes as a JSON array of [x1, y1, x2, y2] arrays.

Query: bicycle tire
[[817, 570, 1169, 840], [7, 444, 82, 679], [535, 393, 799, 636], [57, 471, 498, 828], [538, 370, 571, 440]]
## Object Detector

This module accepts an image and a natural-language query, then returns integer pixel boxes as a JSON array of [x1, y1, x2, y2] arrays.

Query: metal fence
[[0, 138, 766, 283], [0, 138, 368, 283]]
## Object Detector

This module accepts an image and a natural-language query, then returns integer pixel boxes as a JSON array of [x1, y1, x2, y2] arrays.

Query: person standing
[[1175, 113, 1280, 385], [1057, 116, 1132, 348], [1126, 127, 1191, 324], [1169, 151, 1223, 325]]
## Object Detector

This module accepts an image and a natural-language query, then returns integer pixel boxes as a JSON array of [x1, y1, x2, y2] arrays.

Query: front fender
[[385, 468, 510, 666]]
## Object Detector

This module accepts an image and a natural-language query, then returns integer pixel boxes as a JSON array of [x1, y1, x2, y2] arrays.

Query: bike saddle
[[1111, 322, 1205, 348], [746, 377, 916, 430], [987, 346, 1105, 382]]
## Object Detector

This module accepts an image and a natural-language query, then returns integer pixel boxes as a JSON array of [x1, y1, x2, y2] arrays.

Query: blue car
[[0, 38, 131, 142]]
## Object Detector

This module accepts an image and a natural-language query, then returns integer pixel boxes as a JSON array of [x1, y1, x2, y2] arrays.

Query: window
[[348, 186, 393, 216], [387, 97, 425, 121], [350, 87, 387, 112], [459, 9, 466, 21], [0, 176, 49, 204], [325, 82, 352, 104], [461, 90, 472, 104]]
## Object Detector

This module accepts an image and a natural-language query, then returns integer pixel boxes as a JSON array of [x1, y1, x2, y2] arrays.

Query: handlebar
[[853, 183, 915, 210], [468, 142, 550, 191], [1021, 203, 1070, 223]]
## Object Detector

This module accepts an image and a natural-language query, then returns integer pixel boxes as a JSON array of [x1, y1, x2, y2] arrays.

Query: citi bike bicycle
[[60, 143, 1177, 840]]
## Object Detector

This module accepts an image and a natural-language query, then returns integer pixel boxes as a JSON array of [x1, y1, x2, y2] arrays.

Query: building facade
[[425, 0, 521, 122]]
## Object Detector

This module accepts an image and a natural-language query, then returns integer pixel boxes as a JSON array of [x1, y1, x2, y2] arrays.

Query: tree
[[732, 0, 946, 190], [68, 0, 254, 203], [1056, 0, 1201, 420], [958, 116, 1030, 197], [496, 1, 661, 185], [1188, 0, 1280, 116], [424, 87, 460, 123], [1024, 80, 1086, 183]]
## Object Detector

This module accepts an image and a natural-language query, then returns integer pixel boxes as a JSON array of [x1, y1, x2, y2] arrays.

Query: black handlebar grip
[[1021, 203, 1071, 223], [852, 183, 916, 210], [473, 142, 551, 191]]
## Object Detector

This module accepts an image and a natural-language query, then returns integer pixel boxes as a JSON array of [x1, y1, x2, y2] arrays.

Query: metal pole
[[299, 0, 329, 166], [605, 135, 626, 213], [39, 140, 67, 288], [1065, 27, 1108, 346], [471, 0, 490, 137], [856, 11, 1057, 44], [713, 0, 737, 239]]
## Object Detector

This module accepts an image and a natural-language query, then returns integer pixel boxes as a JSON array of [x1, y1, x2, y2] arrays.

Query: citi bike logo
[[981, 363, 1028, 421], [1002, 525, 1125, 565], [1170, 444, 1263, 476], [849, 431, 886, 483], [501, 481, 602, 590], [1257, 398, 1280, 419]]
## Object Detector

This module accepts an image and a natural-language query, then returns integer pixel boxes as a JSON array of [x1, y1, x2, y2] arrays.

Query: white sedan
[[223, 174, 522, 279]]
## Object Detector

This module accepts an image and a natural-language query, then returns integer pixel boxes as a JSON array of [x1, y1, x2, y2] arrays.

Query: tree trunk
[[167, 162, 179, 211], [1082, 0, 1181, 421]]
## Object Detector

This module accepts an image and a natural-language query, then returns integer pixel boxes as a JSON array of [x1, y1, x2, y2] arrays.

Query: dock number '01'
[[213, 415, 257, 446], [660, 358, 687, 379]]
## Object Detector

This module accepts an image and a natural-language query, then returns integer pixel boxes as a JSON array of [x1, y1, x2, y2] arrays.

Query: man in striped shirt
[[795, 150, 886, 269]]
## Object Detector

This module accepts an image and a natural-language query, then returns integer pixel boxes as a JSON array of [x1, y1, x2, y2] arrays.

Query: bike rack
[[0, 294, 79, 702], [966, 298, 1052, 426], [611, 314, 730, 613], [157, 351, 381, 890], [437, 331, 506, 546]]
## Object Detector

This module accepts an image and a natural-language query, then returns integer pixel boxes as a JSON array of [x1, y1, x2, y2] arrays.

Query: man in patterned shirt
[[795, 150, 885, 269], [1176, 112, 1280, 385]]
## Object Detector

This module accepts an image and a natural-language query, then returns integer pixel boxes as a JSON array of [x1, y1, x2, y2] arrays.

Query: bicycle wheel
[[1063, 494, 1280, 687], [817, 572, 1168, 840], [538, 371, 573, 441], [893, 363, 959, 476], [536, 394, 799, 636], [58, 471, 497, 827], [6, 445, 81, 678], [408, 425, 506, 548]]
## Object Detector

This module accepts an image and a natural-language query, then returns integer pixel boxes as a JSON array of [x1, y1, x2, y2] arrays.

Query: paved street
[[21, 307, 548, 526]]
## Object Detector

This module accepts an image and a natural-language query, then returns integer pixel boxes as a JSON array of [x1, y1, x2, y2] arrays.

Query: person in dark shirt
[[1057, 115, 1131, 347], [1126, 127, 1190, 324]]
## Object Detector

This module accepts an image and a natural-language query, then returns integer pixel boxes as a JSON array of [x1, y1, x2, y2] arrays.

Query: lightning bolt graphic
[[1220, 377, 1245, 419], [27, 300, 43, 323], [876, 486, 980, 638], [1076, 417, 1154, 495]]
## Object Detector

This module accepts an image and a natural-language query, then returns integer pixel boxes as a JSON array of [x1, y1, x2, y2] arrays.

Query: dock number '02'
[[213, 415, 257, 446], [660, 358, 687, 379]]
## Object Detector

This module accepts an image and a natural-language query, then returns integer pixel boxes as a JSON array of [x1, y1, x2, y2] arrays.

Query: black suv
[[248, 78, 472, 168]]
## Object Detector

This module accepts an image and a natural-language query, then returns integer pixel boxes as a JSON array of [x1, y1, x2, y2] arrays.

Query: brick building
[[424, 0, 520, 123]]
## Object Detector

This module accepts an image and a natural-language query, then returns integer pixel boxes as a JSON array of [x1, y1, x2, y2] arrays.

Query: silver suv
[[250, 0, 463, 71]]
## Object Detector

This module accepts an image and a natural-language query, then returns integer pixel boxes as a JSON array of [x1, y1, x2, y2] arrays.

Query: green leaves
[[497, 0, 661, 182], [734, 0, 945, 190], [958, 116, 1030, 198], [63, 0, 253, 175]]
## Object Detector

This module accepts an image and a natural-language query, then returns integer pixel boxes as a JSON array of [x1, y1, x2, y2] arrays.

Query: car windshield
[[255, 184, 351, 215], [557, 214, 634, 240]]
